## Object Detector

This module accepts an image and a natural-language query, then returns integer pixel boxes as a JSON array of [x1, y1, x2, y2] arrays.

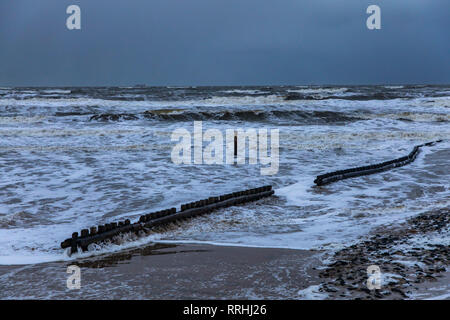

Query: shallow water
[[0, 85, 449, 265]]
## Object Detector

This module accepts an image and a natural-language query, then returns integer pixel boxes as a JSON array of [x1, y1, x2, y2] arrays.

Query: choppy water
[[0, 85, 449, 265]]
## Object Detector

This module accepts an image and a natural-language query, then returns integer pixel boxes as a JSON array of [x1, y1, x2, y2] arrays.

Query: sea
[[0, 85, 448, 266]]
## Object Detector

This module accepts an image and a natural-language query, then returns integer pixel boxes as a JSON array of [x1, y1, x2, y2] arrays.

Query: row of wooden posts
[[61, 185, 274, 254]]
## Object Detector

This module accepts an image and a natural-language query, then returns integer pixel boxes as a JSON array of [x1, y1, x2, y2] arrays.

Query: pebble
[[317, 208, 449, 299]]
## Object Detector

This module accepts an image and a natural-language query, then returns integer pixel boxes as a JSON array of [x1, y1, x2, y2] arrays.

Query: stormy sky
[[0, 0, 448, 86]]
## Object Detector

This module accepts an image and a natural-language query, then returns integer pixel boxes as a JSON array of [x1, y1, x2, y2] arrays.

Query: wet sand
[[0, 244, 322, 299]]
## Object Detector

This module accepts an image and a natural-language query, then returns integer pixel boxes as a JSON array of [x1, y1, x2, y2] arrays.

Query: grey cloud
[[0, 0, 448, 86]]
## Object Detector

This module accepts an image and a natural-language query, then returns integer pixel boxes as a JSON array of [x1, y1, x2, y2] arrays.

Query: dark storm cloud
[[0, 0, 448, 86]]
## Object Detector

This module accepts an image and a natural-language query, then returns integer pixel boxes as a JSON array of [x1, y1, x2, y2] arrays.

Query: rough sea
[[0, 85, 449, 266]]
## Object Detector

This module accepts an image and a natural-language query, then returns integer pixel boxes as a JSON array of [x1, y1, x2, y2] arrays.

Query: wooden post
[[234, 131, 237, 158]]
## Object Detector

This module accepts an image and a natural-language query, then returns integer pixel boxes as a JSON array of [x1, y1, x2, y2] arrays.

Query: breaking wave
[[89, 109, 360, 123]]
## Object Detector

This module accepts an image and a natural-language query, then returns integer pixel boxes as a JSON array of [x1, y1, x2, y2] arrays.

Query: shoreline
[[0, 209, 448, 299], [0, 243, 323, 299]]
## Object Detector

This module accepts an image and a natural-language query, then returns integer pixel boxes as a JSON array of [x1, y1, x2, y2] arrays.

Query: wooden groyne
[[61, 185, 274, 254], [314, 140, 442, 186]]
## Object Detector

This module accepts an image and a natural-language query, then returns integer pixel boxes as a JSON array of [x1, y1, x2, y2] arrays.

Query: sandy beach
[[1, 203, 448, 300], [0, 244, 322, 299]]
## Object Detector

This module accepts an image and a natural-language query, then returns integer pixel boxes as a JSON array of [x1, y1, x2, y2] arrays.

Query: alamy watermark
[[66, 5, 81, 30], [170, 121, 279, 176], [366, 265, 382, 290], [66, 265, 81, 289], [366, 5, 381, 30]]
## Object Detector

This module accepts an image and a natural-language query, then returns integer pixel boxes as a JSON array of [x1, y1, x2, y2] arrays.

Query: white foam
[[41, 89, 71, 94], [425, 293, 450, 300], [384, 85, 404, 89], [287, 87, 349, 95], [297, 285, 328, 300]]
